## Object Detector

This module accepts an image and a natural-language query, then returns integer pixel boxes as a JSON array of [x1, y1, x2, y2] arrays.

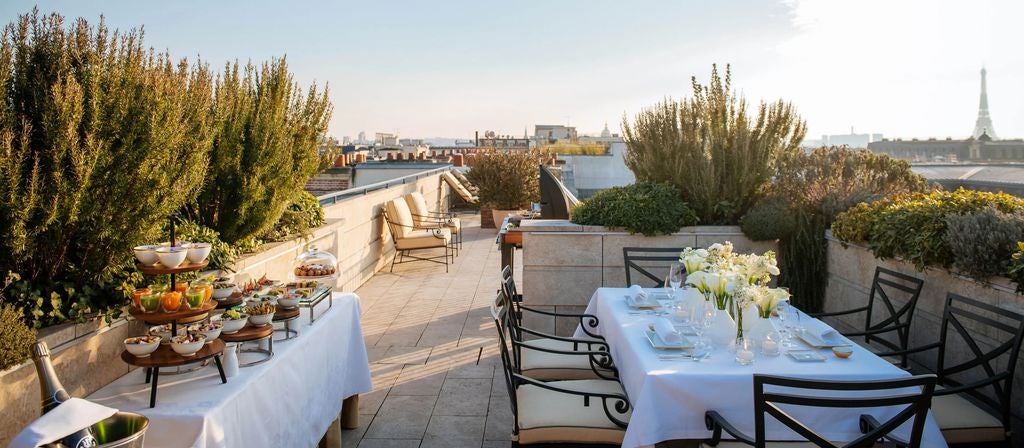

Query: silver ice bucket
[[92, 411, 149, 448]]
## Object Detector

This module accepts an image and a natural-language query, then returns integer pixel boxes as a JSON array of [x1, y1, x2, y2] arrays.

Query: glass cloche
[[292, 245, 338, 281]]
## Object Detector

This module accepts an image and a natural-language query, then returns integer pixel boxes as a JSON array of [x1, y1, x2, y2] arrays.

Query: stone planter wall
[[822, 231, 1024, 418], [519, 220, 777, 336], [0, 169, 452, 446]]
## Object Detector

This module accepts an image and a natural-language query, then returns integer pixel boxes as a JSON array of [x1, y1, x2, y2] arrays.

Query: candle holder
[[734, 337, 755, 365], [762, 330, 781, 357]]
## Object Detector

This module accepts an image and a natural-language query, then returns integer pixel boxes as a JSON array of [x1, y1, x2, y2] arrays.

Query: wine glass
[[693, 306, 715, 349], [774, 301, 792, 349]]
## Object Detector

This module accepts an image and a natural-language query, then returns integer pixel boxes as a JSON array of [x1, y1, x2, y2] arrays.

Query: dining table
[[88, 292, 373, 448], [574, 287, 948, 448]]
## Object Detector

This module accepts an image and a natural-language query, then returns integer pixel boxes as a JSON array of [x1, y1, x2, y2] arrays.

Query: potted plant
[[466, 151, 540, 229]]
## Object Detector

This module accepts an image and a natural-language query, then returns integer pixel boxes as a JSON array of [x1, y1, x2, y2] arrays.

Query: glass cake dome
[[292, 245, 338, 281]]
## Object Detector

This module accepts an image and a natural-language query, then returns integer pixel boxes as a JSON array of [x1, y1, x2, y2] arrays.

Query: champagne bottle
[[31, 342, 100, 448]]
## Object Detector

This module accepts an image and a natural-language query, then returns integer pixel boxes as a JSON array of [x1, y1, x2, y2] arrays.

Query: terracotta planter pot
[[491, 209, 519, 232]]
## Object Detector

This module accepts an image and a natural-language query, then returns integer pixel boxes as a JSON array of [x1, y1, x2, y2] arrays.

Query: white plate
[[796, 329, 847, 348], [787, 350, 826, 362], [625, 295, 661, 309], [645, 330, 694, 350]]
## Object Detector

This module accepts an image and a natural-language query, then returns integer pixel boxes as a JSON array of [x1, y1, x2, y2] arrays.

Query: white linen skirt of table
[[574, 287, 948, 448], [88, 293, 373, 448]]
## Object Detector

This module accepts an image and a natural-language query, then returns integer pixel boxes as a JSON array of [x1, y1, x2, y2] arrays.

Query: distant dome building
[[600, 122, 612, 138]]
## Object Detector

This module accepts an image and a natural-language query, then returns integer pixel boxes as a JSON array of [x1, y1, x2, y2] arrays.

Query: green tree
[[622, 64, 807, 224], [193, 59, 333, 243], [0, 10, 215, 325]]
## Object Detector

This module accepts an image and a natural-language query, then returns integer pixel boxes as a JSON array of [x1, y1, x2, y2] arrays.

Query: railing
[[316, 165, 453, 207]]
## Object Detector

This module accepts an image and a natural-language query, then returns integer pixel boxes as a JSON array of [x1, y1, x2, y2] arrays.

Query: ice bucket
[[92, 411, 149, 448]]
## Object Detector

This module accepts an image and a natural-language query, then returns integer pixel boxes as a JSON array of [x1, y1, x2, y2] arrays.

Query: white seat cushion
[[520, 338, 612, 380], [384, 198, 415, 239], [394, 228, 451, 250], [516, 379, 630, 445], [931, 390, 1006, 444]]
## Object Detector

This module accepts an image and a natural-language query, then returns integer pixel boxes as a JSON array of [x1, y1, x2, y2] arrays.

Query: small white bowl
[[155, 246, 188, 268], [276, 296, 299, 309], [124, 336, 161, 357], [149, 324, 173, 342], [133, 245, 160, 266], [220, 314, 248, 334], [189, 321, 223, 342], [187, 243, 212, 264], [248, 313, 273, 326], [160, 240, 192, 248], [171, 334, 207, 357], [212, 284, 236, 300]]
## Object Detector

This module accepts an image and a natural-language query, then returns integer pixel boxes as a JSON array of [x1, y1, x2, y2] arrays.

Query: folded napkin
[[9, 398, 118, 448], [651, 317, 683, 344], [801, 316, 842, 342], [626, 285, 649, 306]]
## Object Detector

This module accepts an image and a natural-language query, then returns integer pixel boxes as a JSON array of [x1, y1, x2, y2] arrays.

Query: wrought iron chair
[[810, 267, 924, 367], [381, 198, 452, 273], [622, 247, 686, 287], [491, 292, 631, 445], [403, 191, 462, 253], [501, 265, 604, 340], [703, 373, 937, 448], [499, 266, 617, 380], [877, 293, 1024, 446]]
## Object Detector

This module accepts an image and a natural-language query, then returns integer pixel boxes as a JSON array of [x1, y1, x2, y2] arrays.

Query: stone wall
[[519, 221, 777, 336], [0, 169, 452, 445], [822, 231, 1024, 418]]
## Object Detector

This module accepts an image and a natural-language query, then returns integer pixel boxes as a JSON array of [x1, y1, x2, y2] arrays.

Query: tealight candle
[[734, 337, 755, 365], [762, 339, 779, 353]]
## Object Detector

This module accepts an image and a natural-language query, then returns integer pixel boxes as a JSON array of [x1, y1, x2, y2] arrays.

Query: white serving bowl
[[148, 324, 173, 342], [160, 240, 192, 248], [133, 245, 160, 266], [276, 296, 299, 309], [155, 246, 188, 268], [124, 337, 161, 357], [189, 321, 223, 342], [248, 313, 273, 326], [187, 243, 212, 264], [171, 334, 207, 357], [212, 284, 236, 300], [220, 314, 248, 334]]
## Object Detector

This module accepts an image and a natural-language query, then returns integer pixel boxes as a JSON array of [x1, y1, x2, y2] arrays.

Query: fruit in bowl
[[148, 324, 173, 342], [171, 333, 206, 357], [187, 242, 212, 264], [124, 335, 161, 357], [277, 293, 300, 309], [185, 287, 206, 309], [219, 310, 248, 334], [131, 287, 150, 309], [188, 321, 223, 342], [212, 283, 236, 300], [245, 302, 275, 326], [140, 291, 162, 313], [161, 291, 183, 312], [133, 245, 160, 266], [155, 246, 188, 268]]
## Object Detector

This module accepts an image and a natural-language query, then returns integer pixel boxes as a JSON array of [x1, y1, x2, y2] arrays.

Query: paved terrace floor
[[344, 214, 514, 448]]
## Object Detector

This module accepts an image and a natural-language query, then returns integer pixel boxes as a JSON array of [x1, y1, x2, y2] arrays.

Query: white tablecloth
[[574, 287, 947, 448], [88, 293, 372, 448]]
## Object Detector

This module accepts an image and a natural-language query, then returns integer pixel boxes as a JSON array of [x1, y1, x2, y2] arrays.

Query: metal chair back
[[622, 247, 685, 287], [752, 374, 937, 448], [863, 267, 925, 362]]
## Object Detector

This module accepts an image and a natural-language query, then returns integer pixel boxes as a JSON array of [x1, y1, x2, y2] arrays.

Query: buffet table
[[574, 287, 947, 448], [88, 293, 372, 448]]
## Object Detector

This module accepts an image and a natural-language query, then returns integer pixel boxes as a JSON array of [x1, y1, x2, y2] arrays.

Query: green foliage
[[0, 295, 36, 371], [465, 150, 540, 209], [169, 220, 237, 273], [536, 142, 609, 155], [750, 147, 929, 311], [260, 191, 326, 242], [943, 207, 1024, 279], [570, 182, 699, 236], [622, 64, 807, 224], [1010, 242, 1024, 294], [193, 59, 333, 243], [0, 10, 214, 323], [741, 198, 795, 241], [832, 188, 1024, 271]]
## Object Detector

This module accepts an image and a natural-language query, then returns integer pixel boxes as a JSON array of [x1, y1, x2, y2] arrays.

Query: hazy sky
[[2, 1, 1021, 140]]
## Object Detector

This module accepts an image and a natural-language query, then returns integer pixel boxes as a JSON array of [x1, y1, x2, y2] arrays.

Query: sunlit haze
[[4, 0, 1021, 141]]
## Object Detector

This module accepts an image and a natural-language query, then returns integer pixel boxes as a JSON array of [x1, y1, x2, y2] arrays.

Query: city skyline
[[3, 0, 1021, 140]]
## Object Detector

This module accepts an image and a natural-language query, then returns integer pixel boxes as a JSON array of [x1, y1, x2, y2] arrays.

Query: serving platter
[[129, 298, 216, 324], [136, 259, 209, 276]]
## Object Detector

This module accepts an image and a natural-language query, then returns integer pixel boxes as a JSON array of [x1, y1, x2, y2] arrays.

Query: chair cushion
[[932, 390, 1006, 444], [404, 192, 431, 227], [444, 217, 461, 234], [385, 199, 415, 239], [394, 228, 451, 250], [516, 379, 630, 445], [520, 338, 612, 380]]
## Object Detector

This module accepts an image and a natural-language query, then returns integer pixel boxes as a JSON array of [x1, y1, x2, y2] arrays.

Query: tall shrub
[[571, 182, 699, 236], [465, 150, 540, 209], [742, 148, 928, 311], [0, 11, 215, 325], [193, 59, 332, 243], [622, 64, 807, 224]]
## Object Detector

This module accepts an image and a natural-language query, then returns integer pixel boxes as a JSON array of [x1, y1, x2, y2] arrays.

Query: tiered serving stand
[[272, 306, 300, 341], [221, 322, 274, 367], [123, 340, 226, 408]]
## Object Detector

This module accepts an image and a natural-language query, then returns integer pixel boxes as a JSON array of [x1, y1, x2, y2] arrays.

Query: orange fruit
[[161, 291, 182, 312], [175, 282, 188, 294]]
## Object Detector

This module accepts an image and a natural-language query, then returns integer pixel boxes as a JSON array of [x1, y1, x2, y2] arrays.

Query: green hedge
[[832, 188, 1024, 272], [571, 182, 698, 236]]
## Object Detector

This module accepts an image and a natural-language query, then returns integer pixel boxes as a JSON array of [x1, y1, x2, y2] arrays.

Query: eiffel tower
[[972, 67, 997, 139]]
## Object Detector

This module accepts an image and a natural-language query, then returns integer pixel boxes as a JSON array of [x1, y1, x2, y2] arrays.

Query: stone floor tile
[[389, 364, 448, 396], [421, 415, 486, 448], [445, 363, 494, 379], [433, 378, 492, 416], [484, 394, 513, 441], [481, 441, 511, 448], [379, 346, 432, 365], [340, 413, 374, 448], [358, 388, 390, 415], [356, 439, 423, 448], [363, 395, 437, 439]]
